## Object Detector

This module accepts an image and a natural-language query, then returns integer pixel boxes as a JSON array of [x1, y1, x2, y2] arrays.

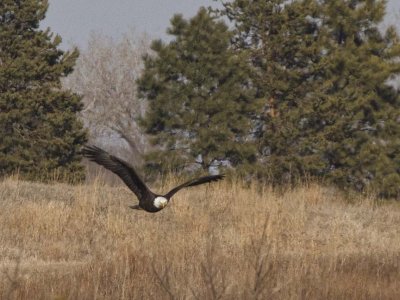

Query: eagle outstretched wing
[[165, 174, 224, 199], [82, 145, 153, 201]]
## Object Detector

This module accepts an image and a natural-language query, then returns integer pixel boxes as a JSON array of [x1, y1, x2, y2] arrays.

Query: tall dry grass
[[0, 176, 399, 299]]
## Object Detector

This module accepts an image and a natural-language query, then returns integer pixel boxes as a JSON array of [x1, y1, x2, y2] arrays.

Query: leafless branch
[[249, 216, 273, 299], [63, 30, 150, 165], [191, 237, 228, 300]]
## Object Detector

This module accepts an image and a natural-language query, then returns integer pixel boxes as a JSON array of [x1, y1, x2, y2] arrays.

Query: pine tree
[[138, 8, 260, 174], [222, 0, 400, 197], [221, 0, 325, 181], [0, 0, 87, 181], [297, 0, 400, 197]]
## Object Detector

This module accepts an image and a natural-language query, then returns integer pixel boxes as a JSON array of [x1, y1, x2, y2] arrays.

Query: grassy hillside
[[1, 177, 399, 299]]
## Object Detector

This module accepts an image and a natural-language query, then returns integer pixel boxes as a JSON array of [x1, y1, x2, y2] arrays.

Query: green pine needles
[[301, 0, 400, 197], [138, 8, 261, 174], [139, 1, 400, 198], [222, 0, 400, 197], [2, 1, 400, 198], [0, 0, 87, 182]]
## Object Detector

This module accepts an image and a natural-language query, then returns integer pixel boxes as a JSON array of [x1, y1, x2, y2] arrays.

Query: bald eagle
[[82, 145, 224, 213]]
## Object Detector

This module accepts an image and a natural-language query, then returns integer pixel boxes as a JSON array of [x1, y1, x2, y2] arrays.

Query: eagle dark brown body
[[82, 146, 224, 213]]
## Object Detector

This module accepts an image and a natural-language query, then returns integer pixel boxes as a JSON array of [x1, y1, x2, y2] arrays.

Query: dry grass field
[[1, 176, 400, 299]]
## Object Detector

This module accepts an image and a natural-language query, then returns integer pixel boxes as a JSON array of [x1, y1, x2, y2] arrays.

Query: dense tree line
[[2, 0, 400, 198], [138, 0, 400, 197]]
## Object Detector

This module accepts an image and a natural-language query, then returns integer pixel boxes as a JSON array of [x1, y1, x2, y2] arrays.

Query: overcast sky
[[41, 0, 220, 49], [42, 0, 400, 50]]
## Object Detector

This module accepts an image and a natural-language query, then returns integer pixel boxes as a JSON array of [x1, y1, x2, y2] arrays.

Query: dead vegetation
[[0, 176, 399, 299]]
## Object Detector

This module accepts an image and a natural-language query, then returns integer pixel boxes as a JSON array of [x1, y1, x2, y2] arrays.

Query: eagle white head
[[153, 196, 168, 209]]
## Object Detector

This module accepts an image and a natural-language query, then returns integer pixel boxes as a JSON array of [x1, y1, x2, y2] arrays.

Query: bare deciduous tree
[[64, 31, 150, 165]]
